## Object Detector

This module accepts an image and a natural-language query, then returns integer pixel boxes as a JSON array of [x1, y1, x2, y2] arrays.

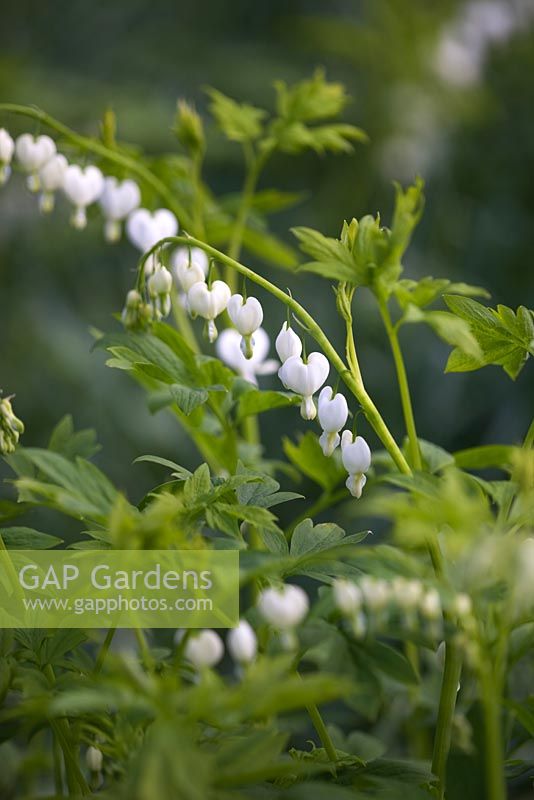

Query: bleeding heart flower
[[63, 165, 104, 229], [38, 154, 68, 213], [0, 129, 15, 186], [126, 207, 178, 252], [15, 134, 56, 192], [187, 280, 231, 342], [278, 352, 330, 420], [99, 177, 141, 242], [227, 294, 264, 358], [340, 431, 371, 498], [183, 629, 224, 668], [216, 327, 278, 385], [172, 246, 209, 292], [318, 386, 349, 456], [227, 620, 257, 664], [258, 584, 309, 629], [275, 322, 302, 363]]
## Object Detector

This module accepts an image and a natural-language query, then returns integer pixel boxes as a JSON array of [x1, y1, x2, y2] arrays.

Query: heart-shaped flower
[[258, 584, 309, 629], [63, 165, 104, 229], [275, 322, 302, 363], [227, 620, 257, 664], [216, 327, 278, 385], [183, 629, 224, 668], [187, 280, 231, 342], [227, 294, 264, 358], [340, 431, 371, 498], [99, 178, 141, 242], [126, 208, 178, 253], [278, 352, 330, 420], [318, 386, 349, 456], [38, 154, 68, 213], [172, 246, 209, 292], [15, 134, 56, 191]]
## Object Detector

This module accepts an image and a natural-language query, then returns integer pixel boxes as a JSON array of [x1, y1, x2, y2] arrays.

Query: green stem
[[93, 627, 116, 674], [0, 103, 193, 229], [479, 661, 506, 800], [190, 150, 206, 239], [52, 733, 64, 797], [378, 297, 422, 470], [139, 236, 411, 475], [431, 642, 462, 799], [305, 699, 338, 765]]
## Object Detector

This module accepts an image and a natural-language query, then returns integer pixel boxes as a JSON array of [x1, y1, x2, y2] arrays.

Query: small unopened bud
[[0, 395, 24, 455], [174, 99, 205, 155], [227, 620, 257, 664]]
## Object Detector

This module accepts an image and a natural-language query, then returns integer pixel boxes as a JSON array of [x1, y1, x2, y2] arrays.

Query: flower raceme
[[172, 246, 209, 292], [227, 294, 264, 359], [275, 322, 302, 363], [63, 165, 105, 229], [216, 327, 278, 385], [38, 154, 68, 213], [0, 129, 15, 185], [99, 177, 141, 242], [318, 386, 349, 456], [278, 352, 330, 420], [15, 133, 56, 191], [187, 280, 231, 342], [340, 431, 371, 498]]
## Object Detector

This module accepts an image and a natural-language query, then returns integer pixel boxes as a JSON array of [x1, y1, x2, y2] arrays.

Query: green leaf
[[237, 389, 300, 420], [133, 455, 193, 480], [183, 463, 212, 504], [360, 640, 419, 686], [240, 226, 299, 269], [453, 445, 517, 471], [0, 527, 63, 549], [292, 226, 356, 282], [206, 87, 265, 143], [444, 295, 534, 379], [290, 519, 345, 557], [402, 305, 483, 359], [417, 440, 455, 474], [274, 69, 350, 123], [283, 432, 346, 492], [48, 415, 101, 460], [148, 384, 209, 415], [393, 276, 490, 311]]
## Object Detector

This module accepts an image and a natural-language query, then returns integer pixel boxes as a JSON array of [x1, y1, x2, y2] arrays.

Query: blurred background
[[1, 0, 533, 505]]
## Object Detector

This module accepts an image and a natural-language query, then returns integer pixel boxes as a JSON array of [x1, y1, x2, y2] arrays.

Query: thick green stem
[[479, 662, 506, 800], [378, 297, 422, 470], [0, 103, 193, 229], [431, 642, 462, 799], [139, 236, 411, 475]]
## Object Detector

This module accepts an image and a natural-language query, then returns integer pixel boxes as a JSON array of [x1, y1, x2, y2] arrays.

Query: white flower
[[227, 620, 257, 664], [0, 129, 15, 186], [187, 280, 231, 342], [258, 584, 309, 629], [278, 352, 329, 420], [126, 207, 178, 251], [38, 154, 68, 213], [86, 746, 103, 773], [99, 177, 141, 242], [227, 294, 264, 359], [216, 327, 278, 385], [15, 134, 56, 190], [184, 629, 224, 668], [421, 588, 442, 620], [275, 322, 302, 363], [452, 593, 472, 617], [340, 431, 371, 499], [318, 387, 349, 456], [172, 246, 209, 291], [63, 165, 104, 229], [333, 579, 362, 616], [392, 577, 424, 611], [360, 577, 390, 611], [148, 266, 173, 297]]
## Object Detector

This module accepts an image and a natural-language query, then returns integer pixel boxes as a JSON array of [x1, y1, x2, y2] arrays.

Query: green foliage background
[[0, 0, 533, 523]]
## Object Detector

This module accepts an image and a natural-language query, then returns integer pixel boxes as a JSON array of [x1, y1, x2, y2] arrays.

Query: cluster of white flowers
[[178, 623, 258, 670], [275, 321, 372, 498], [333, 576, 473, 639]]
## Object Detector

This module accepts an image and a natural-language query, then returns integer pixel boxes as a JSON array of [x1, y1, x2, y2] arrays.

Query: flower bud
[[333, 579, 362, 616], [63, 165, 104, 229], [278, 353, 330, 420], [0, 396, 24, 455], [86, 746, 103, 773], [184, 629, 224, 668], [148, 266, 173, 297], [258, 584, 309, 629], [227, 620, 257, 664], [126, 208, 178, 253], [121, 290, 152, 330], [318, 387, 349, 456], [38, 154, 68, 213], [99, 177, 141, 242], [275, 322, 302, 363], [15, 134, 56, 191], [174, 99, 205, 155], [0, 128, 15, 186]]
